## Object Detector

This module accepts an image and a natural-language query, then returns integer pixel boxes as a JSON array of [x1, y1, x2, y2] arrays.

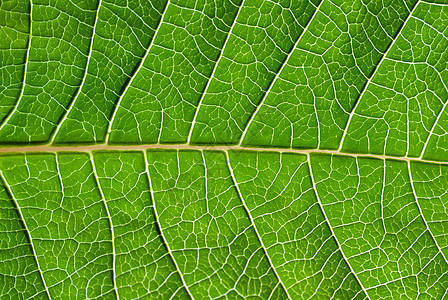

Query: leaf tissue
[[1, 0, 448, 298]]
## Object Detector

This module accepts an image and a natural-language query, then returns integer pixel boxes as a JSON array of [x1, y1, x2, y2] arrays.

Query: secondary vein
[[407, 160, 448, 267], [0, 169, 52, 299], [187, 0, 247, 144], [89, 153, 120, 300], [338, 0, 421, 151], [306, 154, 371, 299], [105, 0, 171, 144], [49, 0, 103, 143], [225, 151, 292, 299], [142, 150, 194, 299], [238, 0, 324, 146], [0, 0, 33, 132]]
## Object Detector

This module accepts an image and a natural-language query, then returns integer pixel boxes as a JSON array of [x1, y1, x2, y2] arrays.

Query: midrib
[[0, 143, 446, 166]]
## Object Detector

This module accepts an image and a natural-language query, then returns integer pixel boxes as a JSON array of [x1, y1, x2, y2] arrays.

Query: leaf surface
[[1, 0, 448, 299]]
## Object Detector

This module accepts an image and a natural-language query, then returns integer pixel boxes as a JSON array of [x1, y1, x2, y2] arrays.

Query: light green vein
[[0, 0, 33, 132], [407, 161, 448, 266], [49, 0, 103, 144], [89, 153, 119, 300], [105, 0, 171, 144], [0, 168, 52, 299], [338, 0, 421, 151], [306, 153, 370, 299], [142, 150, 194, 299], [238, 0, 323, 146], [187, 0, 247, 144], [225, 150, 292, 299]]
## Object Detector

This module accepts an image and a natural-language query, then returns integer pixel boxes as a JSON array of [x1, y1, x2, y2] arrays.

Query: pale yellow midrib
[[0, 143, 446, 166]]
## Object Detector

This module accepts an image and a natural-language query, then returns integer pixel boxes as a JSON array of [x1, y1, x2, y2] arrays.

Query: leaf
[[1, 0, 448, 298]]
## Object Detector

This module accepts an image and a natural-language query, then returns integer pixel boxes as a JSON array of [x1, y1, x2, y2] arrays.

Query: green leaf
[[1, 0, 448, 299]]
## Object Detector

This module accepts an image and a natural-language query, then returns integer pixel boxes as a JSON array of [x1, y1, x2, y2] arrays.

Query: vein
[[224, 151, 292, 299], [420, 92, 448, 159], [408, 14, 448, 159], [338, 0, 421, 151], [2, 144, 448, 166], [186, 0, 246, 144], [88, 153, 120, 300], [407, 161, 448, 266], [105, 0, 171, 144], [238, 0, 324, 146], [49, 0, 103, 144], [0, 0, 33, 132], [200, 150, 209, 214], [406, 78, 410, 157], [0, 169, 52, 299], [379, 159, 387, 244], [142, 150, 194, 300], [306, 154, 370, 299], [54, 154, 65, 207]]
